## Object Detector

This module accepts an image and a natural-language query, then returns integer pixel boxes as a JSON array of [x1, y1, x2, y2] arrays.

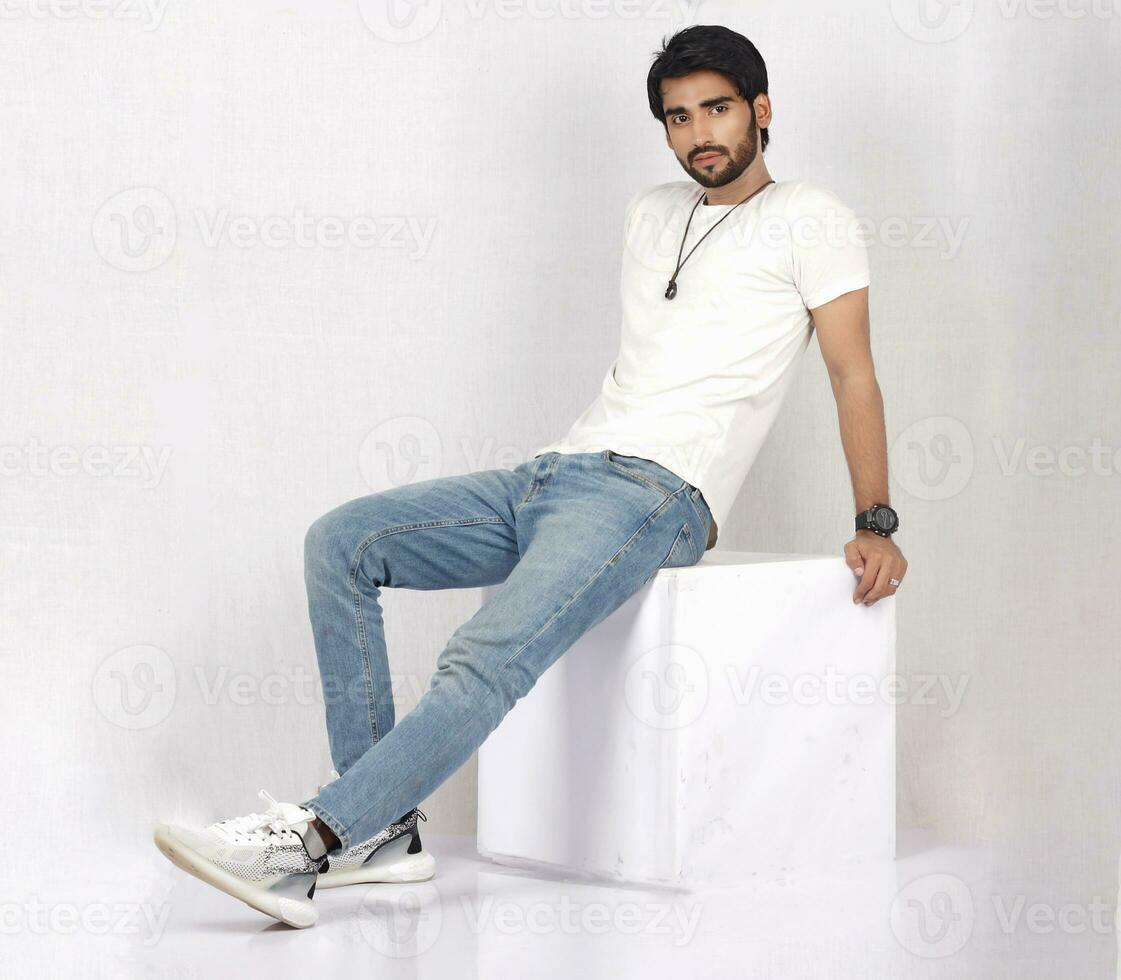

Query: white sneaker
[[312, 771, 437, 889], [153, 790, 327, 928]]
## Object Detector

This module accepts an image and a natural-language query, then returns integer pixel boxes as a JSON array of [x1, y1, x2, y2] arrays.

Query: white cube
[[476, 552, 896, 886]]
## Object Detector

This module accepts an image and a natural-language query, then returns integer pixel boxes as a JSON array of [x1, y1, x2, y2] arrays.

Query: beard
[[682, 111, 759, 189]]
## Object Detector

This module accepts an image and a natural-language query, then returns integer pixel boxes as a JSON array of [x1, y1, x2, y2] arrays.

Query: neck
[[701, 160, 773, 206]]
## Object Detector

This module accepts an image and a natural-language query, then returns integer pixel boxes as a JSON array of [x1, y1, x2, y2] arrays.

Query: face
[[660, 70, 766, 189]]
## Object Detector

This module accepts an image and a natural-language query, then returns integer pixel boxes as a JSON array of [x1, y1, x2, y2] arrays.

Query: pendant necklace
[[664, 179, 775, 300]]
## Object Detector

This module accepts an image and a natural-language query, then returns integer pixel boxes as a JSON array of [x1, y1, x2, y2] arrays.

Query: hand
[[844, 530, 907, 606]]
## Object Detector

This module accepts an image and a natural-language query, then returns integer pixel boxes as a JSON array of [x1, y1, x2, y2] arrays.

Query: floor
[[7, 831, 1115, 978]]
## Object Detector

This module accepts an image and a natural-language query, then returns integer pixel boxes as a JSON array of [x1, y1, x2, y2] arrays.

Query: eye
[[712, 105, 728, 115]]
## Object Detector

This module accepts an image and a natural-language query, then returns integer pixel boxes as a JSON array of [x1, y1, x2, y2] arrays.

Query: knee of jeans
[[304, 506, 368, 577], [433, 640, 517, 705], [304, 512, 335, 568]]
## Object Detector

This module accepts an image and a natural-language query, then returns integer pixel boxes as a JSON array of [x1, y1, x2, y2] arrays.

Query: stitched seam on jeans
[[324, 681, 509, 851], [515, 482, 540, 515], [606, 458, 677, 498], [660, 522, 689, 569], [502, 492, 676, 668], [351, 517, 507, 556], [346, 517, 507, 746], [517, 453, 557, 513], [603, 450, 682, 499], [685, 488, 711, 539], [348, 576, 380, 746]]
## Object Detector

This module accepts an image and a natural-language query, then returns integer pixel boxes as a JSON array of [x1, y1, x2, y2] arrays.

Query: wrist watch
[[855, 503, 899, 537]]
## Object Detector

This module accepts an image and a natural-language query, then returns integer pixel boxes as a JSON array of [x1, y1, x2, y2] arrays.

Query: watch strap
[[856, 504, 898, 537]]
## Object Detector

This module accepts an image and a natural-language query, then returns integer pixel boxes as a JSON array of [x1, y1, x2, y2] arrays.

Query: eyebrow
[[662, 95, 736, 120]]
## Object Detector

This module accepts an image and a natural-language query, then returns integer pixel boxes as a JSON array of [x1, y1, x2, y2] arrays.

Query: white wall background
[[2, 0, 1118, 926]]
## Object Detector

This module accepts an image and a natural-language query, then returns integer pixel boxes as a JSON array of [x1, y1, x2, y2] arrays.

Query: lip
[[693, 152, 723, 165]]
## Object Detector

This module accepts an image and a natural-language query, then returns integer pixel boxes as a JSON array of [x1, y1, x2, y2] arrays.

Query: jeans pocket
[[685, 485, 713, 545], [601, 450, 683, 499], [658, 521, 698, 569]]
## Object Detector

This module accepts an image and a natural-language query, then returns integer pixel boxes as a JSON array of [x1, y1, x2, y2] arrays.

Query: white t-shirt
[[532, 178, 871, 541]]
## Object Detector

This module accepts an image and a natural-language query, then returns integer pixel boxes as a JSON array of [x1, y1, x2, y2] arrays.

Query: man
[[154, 24, 908, 928]]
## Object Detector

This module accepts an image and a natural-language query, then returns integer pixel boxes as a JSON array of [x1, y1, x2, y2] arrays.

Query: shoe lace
[[213, 790, 311, 843], [214, 807, 270, 833]]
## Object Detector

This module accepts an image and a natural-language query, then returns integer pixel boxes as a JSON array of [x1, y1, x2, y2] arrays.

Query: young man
[[154, 24, 908, 928]]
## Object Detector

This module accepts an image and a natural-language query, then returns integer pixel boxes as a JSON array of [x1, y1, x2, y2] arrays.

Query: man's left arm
[[810, 286, 908, 606]]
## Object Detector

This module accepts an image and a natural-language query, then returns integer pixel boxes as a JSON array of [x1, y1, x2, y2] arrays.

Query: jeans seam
[[502, 491, 676, 668], [347, 517, 509, 746], [685, 487, 711, 539], [660, 521, 690, 569], [685, 519, 699, 564], [312, 682, 509, 851], [516, 453, 558, 514], [602, 450, 682, 500], [353, 590, 380, 745]]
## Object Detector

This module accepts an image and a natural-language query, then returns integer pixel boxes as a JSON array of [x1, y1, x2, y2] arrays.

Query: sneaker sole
[[317, 836, 437, 889], [153, 824, 318, 928]]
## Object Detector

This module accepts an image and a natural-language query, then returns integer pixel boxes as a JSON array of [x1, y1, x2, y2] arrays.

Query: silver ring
[[888, 577, 901, 587]]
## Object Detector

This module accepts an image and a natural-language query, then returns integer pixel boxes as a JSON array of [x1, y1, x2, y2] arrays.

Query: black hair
[[646, 25, 770, 152]]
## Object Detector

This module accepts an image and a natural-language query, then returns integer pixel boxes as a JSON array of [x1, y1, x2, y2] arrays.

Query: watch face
[[873, 507, 897, 531]]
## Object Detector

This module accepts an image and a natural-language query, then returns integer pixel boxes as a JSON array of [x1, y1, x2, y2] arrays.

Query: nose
[[691, 133, 716, 156]]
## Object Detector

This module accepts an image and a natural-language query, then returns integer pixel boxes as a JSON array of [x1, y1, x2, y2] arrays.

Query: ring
[[888, 578, 901, 587]]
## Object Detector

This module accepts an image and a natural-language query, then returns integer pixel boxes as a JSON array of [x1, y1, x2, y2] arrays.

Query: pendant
[[664, 280, 677, 300]]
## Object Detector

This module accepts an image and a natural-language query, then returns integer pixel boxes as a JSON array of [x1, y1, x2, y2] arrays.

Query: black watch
[[855, 503, 899, 537]]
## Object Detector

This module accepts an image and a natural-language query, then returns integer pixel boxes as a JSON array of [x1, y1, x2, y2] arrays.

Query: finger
[[883, 558, 906, 595], [864, 559, 898, 605], [854, 552, 881, 602], [844, 540, 864, 578]]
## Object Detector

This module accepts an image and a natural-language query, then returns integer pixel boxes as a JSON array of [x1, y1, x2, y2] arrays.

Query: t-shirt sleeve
[[788, 182, 871, 311]]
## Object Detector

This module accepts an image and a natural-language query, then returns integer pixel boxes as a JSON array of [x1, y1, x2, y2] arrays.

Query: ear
[[754, 94, 773, 129]]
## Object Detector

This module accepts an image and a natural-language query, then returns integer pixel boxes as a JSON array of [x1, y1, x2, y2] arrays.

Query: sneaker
[[153, 790, 328, 928], [312, 771, 437, 889]]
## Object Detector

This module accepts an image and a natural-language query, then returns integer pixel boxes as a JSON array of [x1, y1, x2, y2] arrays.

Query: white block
[[476, 552, 896, 886]]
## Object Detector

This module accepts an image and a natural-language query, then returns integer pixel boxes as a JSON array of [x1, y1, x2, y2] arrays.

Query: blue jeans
[[300, 450, 713, 849]]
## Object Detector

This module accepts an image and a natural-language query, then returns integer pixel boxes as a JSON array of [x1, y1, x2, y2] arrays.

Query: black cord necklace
[[664, 179, 776, 300]]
